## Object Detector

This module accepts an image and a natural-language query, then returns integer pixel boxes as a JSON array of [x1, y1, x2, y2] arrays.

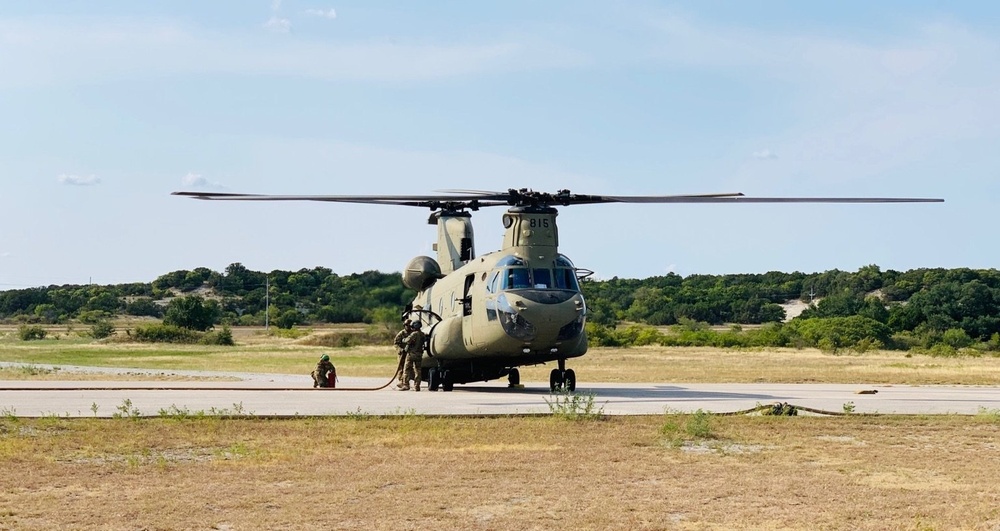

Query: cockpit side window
[[554, 268, 579, 290]]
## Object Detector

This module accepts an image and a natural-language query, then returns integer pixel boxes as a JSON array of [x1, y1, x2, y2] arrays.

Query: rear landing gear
[[548, 360, 577, 392], [428, 368, 454, 392]]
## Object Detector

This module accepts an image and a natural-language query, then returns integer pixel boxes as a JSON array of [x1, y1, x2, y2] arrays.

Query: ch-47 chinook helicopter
[[173, 188, 942, 392]]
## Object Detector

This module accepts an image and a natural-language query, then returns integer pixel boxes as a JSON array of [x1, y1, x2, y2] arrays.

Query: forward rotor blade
[[171, 191, 506, 206]]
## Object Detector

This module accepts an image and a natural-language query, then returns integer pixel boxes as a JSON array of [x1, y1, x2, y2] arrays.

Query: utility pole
[[265, 276, 270, 331]]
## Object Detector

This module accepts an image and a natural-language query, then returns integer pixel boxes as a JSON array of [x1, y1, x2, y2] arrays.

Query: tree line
[[3, 263, 1000, 353]]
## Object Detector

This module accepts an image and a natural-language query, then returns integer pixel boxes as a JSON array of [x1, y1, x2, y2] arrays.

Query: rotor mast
[[501, 206, 559, 259]]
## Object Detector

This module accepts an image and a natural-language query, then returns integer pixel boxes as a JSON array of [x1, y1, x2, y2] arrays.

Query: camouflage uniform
[[312, 357, 336, 388], [403, 328, 426, 391], [393, 327, 411, 389]]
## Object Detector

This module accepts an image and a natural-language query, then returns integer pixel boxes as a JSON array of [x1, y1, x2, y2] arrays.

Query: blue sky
[[1, 1, 997, 289]]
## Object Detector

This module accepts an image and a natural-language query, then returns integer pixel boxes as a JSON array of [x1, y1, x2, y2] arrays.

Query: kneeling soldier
[[312, 354, 336, 388]]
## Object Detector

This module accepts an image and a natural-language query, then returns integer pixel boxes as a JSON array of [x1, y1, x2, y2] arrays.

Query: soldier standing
[[393, 322, 412, 390], [403, 321, 427, 392]]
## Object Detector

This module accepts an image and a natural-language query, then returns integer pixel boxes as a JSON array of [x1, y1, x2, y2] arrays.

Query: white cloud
[[180, 172, 225, 190], [0, 252, 12, 258], [0, 18, 585, 87], [305, 8, 337, 19], [271, 0, 283, 11], [263, 16, 291, 33], [57, 174, 101, 186], [637, 14, 1000, 189]]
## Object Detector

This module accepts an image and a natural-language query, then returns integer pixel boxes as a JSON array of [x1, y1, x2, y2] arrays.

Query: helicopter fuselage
[[407, 206, 588, 385]]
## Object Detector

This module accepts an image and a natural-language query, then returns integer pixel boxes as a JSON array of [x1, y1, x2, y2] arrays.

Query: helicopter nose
[[502, 291, 584, 343]]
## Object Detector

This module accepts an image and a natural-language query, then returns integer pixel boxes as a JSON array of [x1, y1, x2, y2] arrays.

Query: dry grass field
[[2, 414, 999, 530], [3, 327, 1000, 529], [2, 325, 1000, 386]]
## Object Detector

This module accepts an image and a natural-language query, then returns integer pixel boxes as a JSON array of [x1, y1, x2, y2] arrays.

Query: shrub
[[275, 309, 302, 330], [163, 296, 220, 331], [927, 343, 959, 357], [132, 324, 200, 344], [125, 298, 164, 318], [17, 325, 47, 341], [78, 310, 112, 325], [941, 328, 973, 349], [201, 325, 235, 346], [786, 316, 893, 351], [90, 321, 115, 339], [584, 323, 618, 347]]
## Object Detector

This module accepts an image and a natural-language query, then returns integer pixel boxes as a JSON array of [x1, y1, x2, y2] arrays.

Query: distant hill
[[3, 263, 1000, 351]]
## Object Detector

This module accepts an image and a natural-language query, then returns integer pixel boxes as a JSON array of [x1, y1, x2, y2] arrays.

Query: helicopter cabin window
[[532, 268, 552, 289], [487, 271, 500, 294]]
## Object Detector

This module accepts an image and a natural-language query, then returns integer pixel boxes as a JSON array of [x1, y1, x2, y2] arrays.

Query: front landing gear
[[507, 368, 520, 388], [548, 360, 576, 392]]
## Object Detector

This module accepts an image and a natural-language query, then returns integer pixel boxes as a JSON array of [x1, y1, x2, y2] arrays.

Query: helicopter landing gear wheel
[[564, 369, 576, 392], [549, 369, 563, 392], [441, 370, 454, 392], [428, 368, 441, 392], [507, 368, 520, 387], [549, 367, 576, 392]]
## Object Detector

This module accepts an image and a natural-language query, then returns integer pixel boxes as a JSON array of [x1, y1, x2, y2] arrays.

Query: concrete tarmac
[[3, 374, 1000, 417]]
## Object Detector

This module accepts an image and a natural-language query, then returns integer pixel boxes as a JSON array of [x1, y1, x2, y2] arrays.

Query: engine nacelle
[[402, 256, 442, 291]]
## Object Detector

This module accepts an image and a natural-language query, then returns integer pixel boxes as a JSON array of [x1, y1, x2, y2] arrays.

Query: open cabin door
[[462, 273, 474, 345]]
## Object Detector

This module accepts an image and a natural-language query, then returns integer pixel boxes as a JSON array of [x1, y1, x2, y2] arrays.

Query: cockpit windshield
[[503, 268, 531, 289], [532, 268, 552, 289], [495, 255, 580, 292]]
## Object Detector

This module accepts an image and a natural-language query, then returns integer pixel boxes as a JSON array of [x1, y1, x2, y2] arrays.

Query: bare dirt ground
[[1, 415, 999, 530]]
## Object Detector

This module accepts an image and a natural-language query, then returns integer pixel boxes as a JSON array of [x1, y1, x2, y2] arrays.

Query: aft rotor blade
[[569, 192, 747, 204], [635, 196, 945, 203]]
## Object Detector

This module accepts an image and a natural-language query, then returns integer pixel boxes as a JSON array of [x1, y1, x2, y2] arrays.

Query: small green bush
[[201, 325, 235, 346], [544, 390, 604, 421], [17, 325, 47, 341], [78, 310, 112, 325], [90, 321, 115, 339], [132, 324, 200, 344]]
